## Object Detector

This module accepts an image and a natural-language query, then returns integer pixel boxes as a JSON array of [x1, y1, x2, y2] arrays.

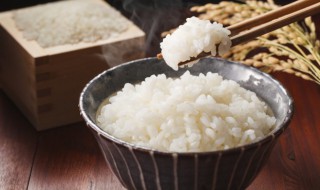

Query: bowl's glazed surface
[[79, 57, 293, 190]]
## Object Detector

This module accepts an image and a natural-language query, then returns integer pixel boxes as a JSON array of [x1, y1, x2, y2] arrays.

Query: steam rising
[[111, 0, 200, 56], [101, 0, 214, 66]]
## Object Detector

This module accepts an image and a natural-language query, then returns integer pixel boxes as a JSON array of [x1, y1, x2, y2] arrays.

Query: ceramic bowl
[[79, 57, 293, 190]]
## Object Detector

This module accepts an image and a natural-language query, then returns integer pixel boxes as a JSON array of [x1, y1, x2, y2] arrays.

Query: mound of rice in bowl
[[97, 71, 276, 152]]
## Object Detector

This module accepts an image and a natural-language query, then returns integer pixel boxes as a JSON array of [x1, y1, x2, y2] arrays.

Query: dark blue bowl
[[79, 57, 293, 190]]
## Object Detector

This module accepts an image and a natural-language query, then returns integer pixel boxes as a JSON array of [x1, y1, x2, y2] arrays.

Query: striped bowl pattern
[[80, 57, 293, 190]]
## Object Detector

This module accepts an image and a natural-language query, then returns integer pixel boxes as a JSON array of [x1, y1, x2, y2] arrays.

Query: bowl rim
[[79, 57, 294, 155]]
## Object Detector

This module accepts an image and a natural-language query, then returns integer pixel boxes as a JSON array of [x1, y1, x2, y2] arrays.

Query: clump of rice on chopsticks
[[160, 17, 231, 70]]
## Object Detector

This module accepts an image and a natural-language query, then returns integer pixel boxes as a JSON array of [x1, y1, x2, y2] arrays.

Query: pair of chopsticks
[[157, 0, 320, 65], [230, 0, 320, 46]]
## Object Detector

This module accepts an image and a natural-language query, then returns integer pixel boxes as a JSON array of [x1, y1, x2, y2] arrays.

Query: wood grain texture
[[0, 91, 38, 190], [248, 73, 320, 190], [27, 123, 124, 190]]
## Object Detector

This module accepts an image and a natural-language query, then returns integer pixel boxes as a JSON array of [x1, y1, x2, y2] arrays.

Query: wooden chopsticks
[[157, 0, 320, 65], [228, 0, 317, 36], [230, 0, 320, 46]]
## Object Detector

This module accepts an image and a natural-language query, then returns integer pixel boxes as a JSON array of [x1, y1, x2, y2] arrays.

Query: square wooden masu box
[[0, 2, 145, 130]]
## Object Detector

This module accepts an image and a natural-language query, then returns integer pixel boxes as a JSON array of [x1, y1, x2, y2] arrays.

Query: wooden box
[[0, 1, 145, 130]]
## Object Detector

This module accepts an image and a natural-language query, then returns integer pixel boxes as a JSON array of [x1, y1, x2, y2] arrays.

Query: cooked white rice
[[97, 71, 276, 152], [160, 17, 231, 70], [13, 0, 130, 48]]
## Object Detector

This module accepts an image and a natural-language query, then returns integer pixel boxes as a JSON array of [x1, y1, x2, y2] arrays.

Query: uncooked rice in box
[[13, 0, 130, 48]]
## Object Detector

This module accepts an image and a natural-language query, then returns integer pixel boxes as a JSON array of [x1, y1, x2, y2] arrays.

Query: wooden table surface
[[1, 0, 320, 189], [1, 72, 320, 190]]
